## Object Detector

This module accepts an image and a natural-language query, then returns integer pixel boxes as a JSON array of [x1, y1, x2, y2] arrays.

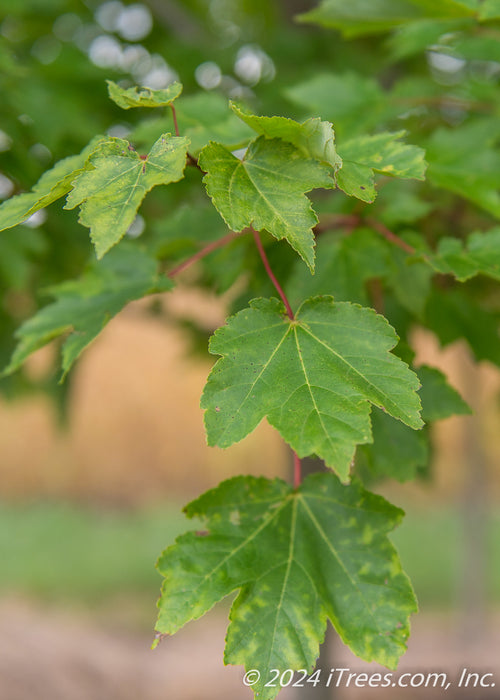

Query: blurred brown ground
[[0, 597, 498, 700]]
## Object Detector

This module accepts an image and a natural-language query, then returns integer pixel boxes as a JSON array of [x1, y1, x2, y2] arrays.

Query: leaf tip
[[151, 631, 168, 650]]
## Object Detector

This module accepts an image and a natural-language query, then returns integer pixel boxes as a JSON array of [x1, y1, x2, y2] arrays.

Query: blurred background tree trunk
[[458, 349, 489, 644], [291, 454, 337, 699]]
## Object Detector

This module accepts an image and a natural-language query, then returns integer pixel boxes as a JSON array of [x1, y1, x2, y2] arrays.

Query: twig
[[367, 278, 385, 315], [170, 104, 180, 137], [167, 230, 242, 278], [394, 95, 494, 114], [366, 218, 416, 254], [314, 213, 420, 257], [186, 152, 204, 171], [313, 213, 361, 236], [251, 228, 295, 320]]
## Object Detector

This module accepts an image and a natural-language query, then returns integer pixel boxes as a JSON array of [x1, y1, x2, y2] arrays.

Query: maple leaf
[[429, 228, 500, 281], [156, 473, 417, 700], [230, 103, 342, 172], [106, 80, 182, 109], [3, 246, 172, 379], [336, 131, 427, 202], [65, 133, 189, 258], [298, 0, 475, 37], [0, 138, 105, 233], [202, 296, 422, 480], [198, 137, 333, 272]]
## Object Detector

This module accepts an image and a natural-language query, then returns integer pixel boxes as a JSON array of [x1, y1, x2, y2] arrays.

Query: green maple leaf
[[425, 287, 500, 367], [359, 364, 469, 481], [298, 0, 476, 37], [129, 92, 254, 156], [156, 473, 417, 700], [284, 72, 385, 138], [0, 226, 46, 290], [358, 409, 429, 482], [285, 227, 392, 307], [452, 34, 500, 62], [3, 246, 172, 380], [429, 228, 500, 281], [387, 18, 466, 60], [65, 133, 189, 259], [336, 131, 427, 202], [198, 137, 333, 272], [479, 0, 500, 20], [202, 296, 422, 480], [384, 233, 433, 317], [425, 119, 500, 218], [176, 92, 254, 156], [230, 103, 342, 172], [106, 80, 182, 109], [417, 365, 471, 421], [0, 137, 105, 233]]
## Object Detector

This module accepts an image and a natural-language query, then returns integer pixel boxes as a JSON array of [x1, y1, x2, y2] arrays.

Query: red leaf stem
[[251, 228, 295, 320], [366, 218, 416, 254], [167, 230, 241, 278], [170, 103, 180, 137]]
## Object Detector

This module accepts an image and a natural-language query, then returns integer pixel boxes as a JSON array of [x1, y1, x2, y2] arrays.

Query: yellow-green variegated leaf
[[156, 473, 417, 700], [336, 131, 427, 202], [107, 80, 182, 109], [231, 103, 342, 172], [425, 119, 500, 218], [0, 137, 105, 233], [65, 133, 189, 258]]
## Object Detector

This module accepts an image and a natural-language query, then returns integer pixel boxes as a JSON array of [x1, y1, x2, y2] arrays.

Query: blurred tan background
[[0, 288, 288, 505]]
